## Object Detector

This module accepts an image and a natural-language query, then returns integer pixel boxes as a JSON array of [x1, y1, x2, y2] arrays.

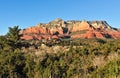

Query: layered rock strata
[[20, 18, 120, 40]]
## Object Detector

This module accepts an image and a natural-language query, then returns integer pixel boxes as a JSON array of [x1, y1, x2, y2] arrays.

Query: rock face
[[20, 18, 120, 40], [72, 20, 90, 32]]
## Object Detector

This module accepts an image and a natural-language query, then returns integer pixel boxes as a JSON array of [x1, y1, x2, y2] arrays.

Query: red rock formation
[[85, 30, 96, 38], [72, 29, 120, 39], [34, 35, 43, 40], [21, 35, 33, 40], [21, 26, 63, 40], [52, 35, 59, 39], [23, 26, 48, 35], [20, 19, 120, 40], [109, 31, 120, 39], [71, 34, 85, 39], [94, 31, 104, 39], [72, 20, 90, 32]]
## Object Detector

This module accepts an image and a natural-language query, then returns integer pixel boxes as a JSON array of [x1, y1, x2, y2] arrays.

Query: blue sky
[[0, 0, 120, 35]]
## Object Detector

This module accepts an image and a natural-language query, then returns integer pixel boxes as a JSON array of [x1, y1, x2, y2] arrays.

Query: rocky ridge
[[20, 18, 120, 40]]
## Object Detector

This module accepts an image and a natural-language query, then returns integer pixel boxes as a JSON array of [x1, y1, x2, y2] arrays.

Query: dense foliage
[[7, 26, 21, 43], [0, 26, 120, 78]]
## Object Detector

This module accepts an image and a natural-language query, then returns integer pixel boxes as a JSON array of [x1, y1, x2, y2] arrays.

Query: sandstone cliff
[[20, 18, 120, 40]]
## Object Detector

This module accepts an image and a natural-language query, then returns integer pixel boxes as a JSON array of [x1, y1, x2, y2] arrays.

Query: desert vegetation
[[0, 26, 120, 78]]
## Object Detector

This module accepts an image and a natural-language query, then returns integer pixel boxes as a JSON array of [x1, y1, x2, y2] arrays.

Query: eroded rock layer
[[20, 18, 120, 40]]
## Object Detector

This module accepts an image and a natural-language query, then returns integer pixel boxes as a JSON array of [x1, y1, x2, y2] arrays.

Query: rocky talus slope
[[20, 18, 120, 40]]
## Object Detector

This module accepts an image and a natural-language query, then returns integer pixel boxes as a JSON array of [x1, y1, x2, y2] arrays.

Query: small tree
[[0, 36, 12, 51], [7, 26, 21, 43]]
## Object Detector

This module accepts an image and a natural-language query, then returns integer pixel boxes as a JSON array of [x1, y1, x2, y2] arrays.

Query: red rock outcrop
[[71, 28, 120, 39], [21, 35, 34, 40], [21, 26, 65, 40], [72, 20, 90, 32], [109, 31, 120, 39], [20, 19, 120, 40], [23, 27, 48, 35]]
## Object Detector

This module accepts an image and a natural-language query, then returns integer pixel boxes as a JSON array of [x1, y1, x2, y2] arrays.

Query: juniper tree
[[7, 26, 21, 43]]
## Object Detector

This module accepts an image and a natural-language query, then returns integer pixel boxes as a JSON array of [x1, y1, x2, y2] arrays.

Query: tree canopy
[[7, 26, 21, 43]]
